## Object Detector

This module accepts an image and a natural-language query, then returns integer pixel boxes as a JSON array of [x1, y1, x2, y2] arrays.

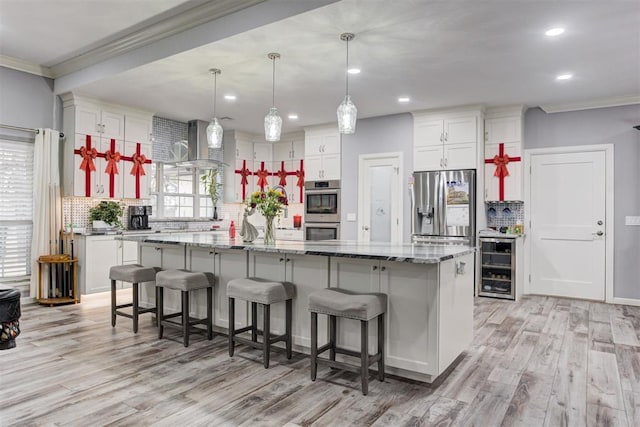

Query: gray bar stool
[[308, 288, 387, 395], [156, 269, 215, 347], [227, 278, 294, 368], [109, 264, 161, 333]]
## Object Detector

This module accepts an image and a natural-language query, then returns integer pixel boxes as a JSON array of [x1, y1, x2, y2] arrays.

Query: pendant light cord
[[212, 72, 217, 118], [345, 37, 349, 96], [272, 56, 276, 107]]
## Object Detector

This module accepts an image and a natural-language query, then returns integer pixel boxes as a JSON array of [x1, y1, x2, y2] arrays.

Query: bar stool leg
[[132, 283, 140, 333], [378, 313, 385, 381], [329, 315, 337, 362], [206, 287, 213, 340], [310, 312, 318, 381], [228, 297, 235, 356], [182, 291, 189, 347], [361, 320, 369, 395], [285, 299, 292, 359], [157, 286, 164, 339], [111, 279, 117, 327], [263, 304, 271, 369], [251, 302, 258, 342]]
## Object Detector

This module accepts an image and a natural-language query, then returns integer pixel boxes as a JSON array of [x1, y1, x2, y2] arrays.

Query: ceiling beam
[[53, 0, 338, 95]]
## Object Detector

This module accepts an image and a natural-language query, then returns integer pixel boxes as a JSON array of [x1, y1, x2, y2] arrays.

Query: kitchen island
[[119, 233, 475, 383]]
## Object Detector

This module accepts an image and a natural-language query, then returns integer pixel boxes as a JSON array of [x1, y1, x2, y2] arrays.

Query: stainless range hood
[[173, 120, 227, 169]]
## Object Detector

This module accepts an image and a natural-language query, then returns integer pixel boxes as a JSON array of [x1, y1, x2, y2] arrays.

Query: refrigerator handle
[[439, 173, 446, 233]]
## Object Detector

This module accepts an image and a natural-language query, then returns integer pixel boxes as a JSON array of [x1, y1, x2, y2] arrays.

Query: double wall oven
[[304, 180, 340, 241]]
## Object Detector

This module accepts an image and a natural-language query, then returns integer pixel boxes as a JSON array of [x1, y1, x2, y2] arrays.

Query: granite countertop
[[117, 232, 476, 264]]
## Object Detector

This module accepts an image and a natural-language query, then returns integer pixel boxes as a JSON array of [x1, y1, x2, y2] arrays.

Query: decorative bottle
[[229, 221, 236, 239]]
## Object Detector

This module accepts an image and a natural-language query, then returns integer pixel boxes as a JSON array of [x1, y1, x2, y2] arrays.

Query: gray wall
[[0, 67, 57, 135], [340, 113, 413, 242], [524, 105, 640, 300]]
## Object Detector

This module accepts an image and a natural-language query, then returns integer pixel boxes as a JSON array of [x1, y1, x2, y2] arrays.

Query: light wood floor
[[1, 293, 640, 426]]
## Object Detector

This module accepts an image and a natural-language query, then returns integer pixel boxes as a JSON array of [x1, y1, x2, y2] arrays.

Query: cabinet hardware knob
[[372, 265, 378, 271], [381, 266, 386, 272], [597, 220, 603, 225], [155, 247, 161, 251], [279, 258, 285, 262], [593, 231, 604, 236], [209, 251, 215, 255]]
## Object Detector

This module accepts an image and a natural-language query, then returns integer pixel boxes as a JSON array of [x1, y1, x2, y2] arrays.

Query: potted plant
[[89, 201, 124, 229], [201, 169, 223, 220]]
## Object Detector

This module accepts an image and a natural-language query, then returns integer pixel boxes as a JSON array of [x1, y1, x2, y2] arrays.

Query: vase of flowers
[[245, 188, 288, 245]]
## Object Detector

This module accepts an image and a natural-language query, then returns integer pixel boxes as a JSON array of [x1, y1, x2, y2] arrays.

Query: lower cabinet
[[77, 235, 140, 294], [249, 252, 329, 349], [329, 253, 474, 379]]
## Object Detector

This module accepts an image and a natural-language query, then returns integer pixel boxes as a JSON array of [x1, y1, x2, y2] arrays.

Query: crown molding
[[0, 55, 53, 78], [48, 0, 264, 78], [485, 104, 527, 119], [539, 94, 640, 114]]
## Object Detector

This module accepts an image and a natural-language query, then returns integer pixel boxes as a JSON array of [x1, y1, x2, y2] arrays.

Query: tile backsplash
[[486, 201, 524, 228]]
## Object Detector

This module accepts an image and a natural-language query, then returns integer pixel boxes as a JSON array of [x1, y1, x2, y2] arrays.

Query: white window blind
[[0, 138, 33, 278]]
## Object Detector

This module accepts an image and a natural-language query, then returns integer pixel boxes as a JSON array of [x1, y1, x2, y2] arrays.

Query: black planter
[[0, 288, 21, 350], [213, 206, 219, 221]]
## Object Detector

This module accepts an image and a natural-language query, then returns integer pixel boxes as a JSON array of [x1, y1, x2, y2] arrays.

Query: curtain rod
[[0, 124, 64, 138]]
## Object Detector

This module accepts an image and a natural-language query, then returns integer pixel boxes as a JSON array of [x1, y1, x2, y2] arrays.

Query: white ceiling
[[2, 0, 639, 135]]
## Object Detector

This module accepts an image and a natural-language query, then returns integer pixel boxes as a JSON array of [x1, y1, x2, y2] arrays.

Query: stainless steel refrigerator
[[411, 169, 476, 245]]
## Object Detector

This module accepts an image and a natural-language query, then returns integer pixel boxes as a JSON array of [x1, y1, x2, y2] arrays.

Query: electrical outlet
[[625, 216, 640, 226]]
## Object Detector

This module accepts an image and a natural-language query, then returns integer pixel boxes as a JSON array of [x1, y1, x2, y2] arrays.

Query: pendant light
[[264, 52, 282, 142], [206, 68, 223, 149], [337, 32, 357, 134]]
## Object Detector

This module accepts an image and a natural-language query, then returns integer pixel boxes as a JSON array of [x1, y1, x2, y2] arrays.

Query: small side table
[[36, 256, 79, 306]]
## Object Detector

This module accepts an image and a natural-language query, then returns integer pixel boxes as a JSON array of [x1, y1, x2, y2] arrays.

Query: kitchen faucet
[[272, 185, 288, 218]]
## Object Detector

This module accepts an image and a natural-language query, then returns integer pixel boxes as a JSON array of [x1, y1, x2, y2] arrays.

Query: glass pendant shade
[[337, 94, 357, 134], [206, 117, 223, 148], [207, 68, 223, 149], [264, 107, 282, 142]]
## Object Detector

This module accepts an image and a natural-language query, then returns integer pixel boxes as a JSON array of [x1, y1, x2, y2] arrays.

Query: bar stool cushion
[[109, 264, 160, 283], [156, 269, 215, 292], [227, 277, 294, 305], [308, 288, 387, 321]]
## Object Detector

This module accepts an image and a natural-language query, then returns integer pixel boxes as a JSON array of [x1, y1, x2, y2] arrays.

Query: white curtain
[[30, 129, 62, 299]]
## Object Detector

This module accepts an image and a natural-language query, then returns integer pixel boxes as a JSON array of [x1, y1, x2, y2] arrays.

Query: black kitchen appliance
[[128, 206, 152, 230]]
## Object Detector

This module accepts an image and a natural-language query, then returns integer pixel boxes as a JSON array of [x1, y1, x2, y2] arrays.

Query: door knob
[[597, 220, 603, 225], [363, 226, 369, 231]]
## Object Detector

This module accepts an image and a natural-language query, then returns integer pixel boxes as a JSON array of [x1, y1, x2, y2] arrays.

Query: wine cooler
[[478, 237, 516, 300]]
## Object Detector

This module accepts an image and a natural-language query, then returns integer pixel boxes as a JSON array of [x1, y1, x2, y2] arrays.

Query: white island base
[[130, 237, 474, 384]]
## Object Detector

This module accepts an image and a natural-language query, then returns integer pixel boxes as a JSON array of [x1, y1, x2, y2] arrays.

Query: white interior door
[[529, 150, 606, 300], [358, 153, 402, 243]]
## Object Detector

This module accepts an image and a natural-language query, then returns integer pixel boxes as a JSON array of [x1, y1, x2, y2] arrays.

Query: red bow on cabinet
[[130, 153, 148, 176], [296, 160, 305, 202], [104, 150, 121, 175], [255, 161, 270, 190], [79, 145, 98, 172], [234, 160, 252, 200], [484, 143, 521, 201]]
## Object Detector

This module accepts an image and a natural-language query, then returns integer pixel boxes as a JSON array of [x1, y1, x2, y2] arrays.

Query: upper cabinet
[[305, 125, 341, 180], [412, 108, 484, 171], [483, 107, 524, 201], [62, 94, 153, 199], [273, 132, 305, 203]]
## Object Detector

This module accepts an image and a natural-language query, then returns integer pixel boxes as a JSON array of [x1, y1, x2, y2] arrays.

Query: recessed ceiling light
[[347, 68, 361, 75], [556, 73, 573, 80], [224, 94, 236, 100], [288, 114, 298, 120], [398, 97, 410, 103], [545, 27, 565, 37]]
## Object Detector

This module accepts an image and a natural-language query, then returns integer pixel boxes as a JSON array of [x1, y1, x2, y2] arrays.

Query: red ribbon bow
[[296, 169, 305, 188], [276, 169, 288, 186], [239, 166, 251, 185], [79, 146, 98, 172], [256, 169, 270, 189], [492, 155, 510, 178], [130, 153, 148, 176], [104, 150, 121, 175]]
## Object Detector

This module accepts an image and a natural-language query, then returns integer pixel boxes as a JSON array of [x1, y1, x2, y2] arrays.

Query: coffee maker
[[128, 206, 152, 230]]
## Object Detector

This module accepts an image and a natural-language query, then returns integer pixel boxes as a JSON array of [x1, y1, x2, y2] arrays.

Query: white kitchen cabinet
[[483, 109, 524, 201], [223, 131, 255, 203], [138, 242, 185, 310], [122, 140, 153, 199], [330, 252, 474, 378], [62, 94, 153, 199], [305, 125, 341, 180], [125, 115, 153, 144], [251, 142, 274, 192], [273, 133, 305, 203], [485, 116, 521, 145], [249, 252, 329, 349], [212, 249, 248, 329], [484, 141, 523, 201], [412, 110, 482, 172]]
